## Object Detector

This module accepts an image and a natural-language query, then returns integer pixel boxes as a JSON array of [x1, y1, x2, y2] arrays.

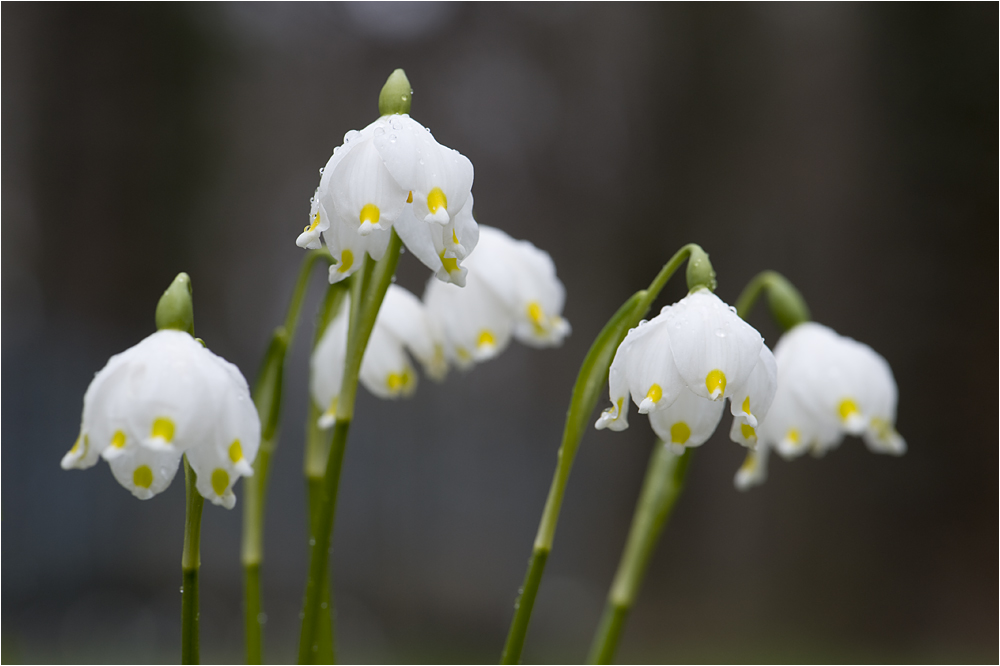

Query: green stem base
[[501, 549, 549, 664]]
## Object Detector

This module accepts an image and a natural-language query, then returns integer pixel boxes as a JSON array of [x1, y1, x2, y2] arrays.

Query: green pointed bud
[[685, 245, 717, 292], [155, 272, 195, 335], [378, 69, 412, 117], [763, 271, 810, 330]]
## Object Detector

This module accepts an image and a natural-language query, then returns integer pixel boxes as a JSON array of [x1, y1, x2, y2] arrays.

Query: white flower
[[759, 321, 906, 459], [422, 225, 571, 368], [61, 330, 260, 509], [595, 288, 777, 452], [311, 285, 446, 428], [732, 322, 905, 491], [297, 115, 476, 284]]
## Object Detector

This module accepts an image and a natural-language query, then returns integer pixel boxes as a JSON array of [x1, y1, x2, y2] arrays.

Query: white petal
[[310, 297, 350, 427], [663, 289, 764, 401], [422, 271, 512, 368], [733, 442, 769, 491], [106, 444, 184, 501], [729, 344, 778, 430], [647, 388, 725, 449], [360, 324, 418, 399], [620, 317, 685, 414], [329, 137, 408, 237], [377, 285, 447, 380], [595, 329, 635, 432]]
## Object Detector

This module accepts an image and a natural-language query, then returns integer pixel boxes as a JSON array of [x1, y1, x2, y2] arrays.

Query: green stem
[[242, 249, 332, 664], [298, 231, 403, 664], [182, 457, 205, 665], [501, 244, 706, 664], [733, 270, 810, 329], [587, 443, 693, 664]]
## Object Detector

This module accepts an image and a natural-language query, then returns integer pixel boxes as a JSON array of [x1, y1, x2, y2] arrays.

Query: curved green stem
[[298, 231, 403, 664], [734, 270, 810, 329], [501, 243, 707, 664], [242, 249, 333, 664], [587, 443, 692, 664], [182, 457, 205, 665]]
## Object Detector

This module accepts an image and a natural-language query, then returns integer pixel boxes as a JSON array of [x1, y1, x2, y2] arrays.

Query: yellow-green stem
[[587, 443, 692, 664], [182, 457, 204, 665]]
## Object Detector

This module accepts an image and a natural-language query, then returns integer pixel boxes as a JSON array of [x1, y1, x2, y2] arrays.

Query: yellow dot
[[646, 384, 663, 404], [70, 436, 82, 454], [477, 330, 496, 349], [706, 369, 727, 398], [151, 417, 175, 443], [387, 372, 405, 393], [741, 396, 752, 415], [670, 421, 691, 444], [427, 187, 448, 213], [615, 396, 624, 415], [406, 190, 413, 204], [456, 347, 471, 362], [787, 429, 801, 444], [112, 430, 127, 448], [211, 468, 230, 496], [741, 423, 757, 440], [838, 398, 860, 422], [740, 455, 757, 473], [337, 249, 354, 273], [304, 212, 320, 233], [133, 465, 153, 489], [439, 251, 458, 273], [452, 229, 459, 245], [359, 203, 380, 226], [229, 440, 243, 463], [870, 418, 893, 440], [527, 301, 543, 324]]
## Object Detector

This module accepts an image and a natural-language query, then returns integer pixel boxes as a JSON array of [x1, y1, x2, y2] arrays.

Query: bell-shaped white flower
[[298, 114, 476, 284], [422, 225, 571, 368], [758, 321, 906, 459], [311, 285, 446, 428], [596, 289, 777, 452], [61, 330, 260, 508]]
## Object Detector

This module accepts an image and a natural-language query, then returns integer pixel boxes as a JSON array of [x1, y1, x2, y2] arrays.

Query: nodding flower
[[61, 329, 260, 509], [596, 288, 777, 455], [297, 114, 476, 285], [735, 322, 905, 491]]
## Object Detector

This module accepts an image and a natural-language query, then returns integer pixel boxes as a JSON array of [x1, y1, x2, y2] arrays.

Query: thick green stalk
[[298, 231, 402, 663], [733, 270, 809, 328], [242, 250, 333, 664], [587, 443, 692, 664], [501, 244, 708, 664], [182, 457, 205, 665]]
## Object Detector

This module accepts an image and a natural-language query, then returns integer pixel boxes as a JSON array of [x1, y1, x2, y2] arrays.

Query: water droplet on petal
[[374, 127, 385, 137]]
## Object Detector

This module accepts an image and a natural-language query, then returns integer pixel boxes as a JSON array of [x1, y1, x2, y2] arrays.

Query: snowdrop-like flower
[[296, 72, 476, 285], [311, 284, 446, 428], [422, 225, 571, 368], [595, 288, 777, 453], [61, 330, 260, 508]]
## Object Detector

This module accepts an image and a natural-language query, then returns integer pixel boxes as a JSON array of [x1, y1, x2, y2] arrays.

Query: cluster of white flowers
[[734, 322, 905, 490], [596, 289, 777, 454], [309, 225, 571, 427], [298, 113, 478, 287], [61, 330, 260, 508]]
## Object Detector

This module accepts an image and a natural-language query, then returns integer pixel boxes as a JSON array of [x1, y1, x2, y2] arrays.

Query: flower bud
[[155, 272, 194, 335], [763, 271, 810, 331], [685, 245, 717, 292], [378, 69, 412, 117]]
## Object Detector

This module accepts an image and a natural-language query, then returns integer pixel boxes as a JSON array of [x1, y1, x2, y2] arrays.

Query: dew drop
[[319, 167, 325, 174], [309, 538, 316, 546], [374, 127, 385, 137], [257, 613, 268, 625], [715, 329, 726, 338]]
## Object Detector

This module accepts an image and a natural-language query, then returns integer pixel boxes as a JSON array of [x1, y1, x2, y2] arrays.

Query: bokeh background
[[3, 3, 997, 664]]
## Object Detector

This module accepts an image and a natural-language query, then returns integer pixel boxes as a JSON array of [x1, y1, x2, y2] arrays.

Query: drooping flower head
[[61, 329, 260, 508], [596, 288, 777, 454], [734, 322, 905, 490], [422, 225, 571, 368], [297, 70, 477, 286], [311, 284, 446, 428]]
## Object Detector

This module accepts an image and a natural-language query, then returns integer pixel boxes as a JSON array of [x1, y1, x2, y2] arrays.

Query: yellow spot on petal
[[670, 421, 691, 445], [787, 428, 801, 444], [706, 369, 727, 399], [387, 371, 407, 393], [112, 430, 127, 448], [337, 249, 354, 273], [427, 187, 448, 213], [740, 454, 757, 473], [229, 440, 243, 463], [452, 229, 459, 245], [616, 396, 624, 416], [406, 190, 413, 204], [742, 396, 752, 415], [304, 212, 320, 233], [456, 347, 471, 362], [211, 468, 230, 496], [70, 436, 82, 454], [741, 423, 757, 440], [477, 330, 496, 349], [133, 465, 153, 489], [324, 397, 338, 420], [838, 398, 860, 422], [646, 383, 663, 404], [151, 417, 175, 443], [870, 418, 894, 441], [359, 203, 380, 226], [439, 251, 458, 273]]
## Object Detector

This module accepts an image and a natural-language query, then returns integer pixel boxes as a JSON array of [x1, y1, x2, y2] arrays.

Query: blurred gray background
[[3, 3, 996, 663]]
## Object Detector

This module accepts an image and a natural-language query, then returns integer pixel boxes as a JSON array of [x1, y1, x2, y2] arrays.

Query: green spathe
[[378, 69, 412, 116], [156, 272, 195, 335]]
